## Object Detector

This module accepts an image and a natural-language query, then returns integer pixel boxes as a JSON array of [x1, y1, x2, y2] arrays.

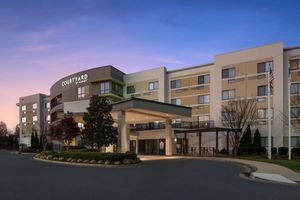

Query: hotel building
[[17, 42, 300, 154]]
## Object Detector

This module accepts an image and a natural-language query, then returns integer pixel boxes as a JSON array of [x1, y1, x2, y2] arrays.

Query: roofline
[[111, 97, 192, 110], [167, 63, 214, 73], [284, 45, 300, 51], [215, 42, 283, 57]]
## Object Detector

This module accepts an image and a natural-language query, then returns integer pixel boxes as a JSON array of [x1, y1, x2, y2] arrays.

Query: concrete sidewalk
[[139, 155, 300, 184]]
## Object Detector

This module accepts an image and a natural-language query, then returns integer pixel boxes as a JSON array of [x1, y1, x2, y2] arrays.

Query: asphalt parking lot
[[0, 150, 299, 200]]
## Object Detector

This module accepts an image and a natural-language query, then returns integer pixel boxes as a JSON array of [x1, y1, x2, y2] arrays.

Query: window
[[221, 111, 236, 121], [21, 105, 26, 111], [199, 115, 209, 122], [292, 136, 300, 147], [198, 95, 210, 104], [111, 82, 123, 96], [78, 122, 84, 130], [32, 103, 37, 109], [148, 81, 159, 91], [170, 80, 181, 89], [46, 102, 50, 109], [291, 107, 300, 118], [290, 83, 299, 94], [222, 90, 235, 100], [100, 82, 110, 94], [22, 117, 26, 123], [127, 85, 135, 94], [222, 68, 235, 79], [171, 98, 181, 105], [257, 85, 268, 96], [78, 86, 89, 98], [33, 116, 37, 122], [290, 59, 299, 70], [257, 61, 273, 73], [257, 108, 273, 119], [261, 137, 274, 147], [198, 75, 210, 84], [46, 115, 50, 121]]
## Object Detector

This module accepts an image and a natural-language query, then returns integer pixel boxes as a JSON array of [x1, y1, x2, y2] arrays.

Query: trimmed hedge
[[37, 151, 138, 163], [278, 147, 288, 156], [292, 148, 300, 157], [237, 147, 266, 155]]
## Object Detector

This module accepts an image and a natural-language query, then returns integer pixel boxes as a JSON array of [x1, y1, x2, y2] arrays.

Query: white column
[[118, 110, 129, 153], [165, 119, 173, 156]]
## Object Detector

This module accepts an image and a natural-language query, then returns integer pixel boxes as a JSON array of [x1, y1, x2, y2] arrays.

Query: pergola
[[174, 127, 241, 156]]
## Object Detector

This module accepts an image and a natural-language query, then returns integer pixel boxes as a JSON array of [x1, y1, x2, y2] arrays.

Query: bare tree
[[0, 121, 8, 136], [221, 98, 257, 155]]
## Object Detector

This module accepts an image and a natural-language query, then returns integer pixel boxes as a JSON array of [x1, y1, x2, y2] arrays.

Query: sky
[[0, 0, 300, 130]]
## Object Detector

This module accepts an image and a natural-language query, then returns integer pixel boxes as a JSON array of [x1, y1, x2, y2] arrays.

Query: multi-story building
[[17, 93, 50, 147], [17, 42, 300, 154]]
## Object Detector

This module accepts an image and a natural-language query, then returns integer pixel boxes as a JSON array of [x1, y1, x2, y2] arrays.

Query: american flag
[[269, 68, 274, 91]]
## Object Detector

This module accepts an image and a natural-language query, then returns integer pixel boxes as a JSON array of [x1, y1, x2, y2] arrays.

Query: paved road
[[0, 150, 299, 200]]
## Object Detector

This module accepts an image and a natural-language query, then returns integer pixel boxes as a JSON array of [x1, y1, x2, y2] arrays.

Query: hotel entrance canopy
[[110, 97, 192, 155]]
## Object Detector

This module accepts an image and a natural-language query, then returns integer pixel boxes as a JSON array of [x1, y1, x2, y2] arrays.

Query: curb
[[33, 157, 143, 168]]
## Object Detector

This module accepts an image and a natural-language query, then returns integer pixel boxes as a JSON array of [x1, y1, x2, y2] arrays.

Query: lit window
[[22, 117, 26, 123], [100, 82, 110, 94], [291, 83, 299, 94], [198, 75, 210, 84], [198, 95, 210, 104], [222, 68, 235, 79], [257, 85, 268, 96], [257, 109, 268, 119], [126, 85, 135, 94], [46, 102, 50, 109], [32, 103, 37, 109], [21, 105, 26, 111], [257, 61, 273, 73], [170, 80, 181, 89], [199, 115, 209, 121], [171, 98, 181, 105], [78, 122, 84, 129], [78, 86, 89, 98], [46, 115, 50, 121], [148, 81, 159, 91], [33, 116, 37, 122], [222, 90, 235, 100]]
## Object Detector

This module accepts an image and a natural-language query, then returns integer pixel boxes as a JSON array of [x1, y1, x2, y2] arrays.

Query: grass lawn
[[235, 156, 300, 171]]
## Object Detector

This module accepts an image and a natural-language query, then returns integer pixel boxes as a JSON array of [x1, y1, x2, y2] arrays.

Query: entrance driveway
[[0, 150, 299, 200]]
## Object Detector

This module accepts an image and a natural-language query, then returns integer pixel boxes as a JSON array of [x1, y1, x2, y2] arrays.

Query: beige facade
[[18, 42, 300, 153]]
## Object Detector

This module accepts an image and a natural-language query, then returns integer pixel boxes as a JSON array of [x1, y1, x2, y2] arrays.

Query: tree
[[30, 132, 35, 148], [0, 121, 8, 136], [253, 128, 262, 147], [83, 96, 118, 151], [240, 125, 252, 148], [60, 113, 80, 149], [221, 99, 257, 155], [34, 133, 40, 149], [14, 124, 20, 138]]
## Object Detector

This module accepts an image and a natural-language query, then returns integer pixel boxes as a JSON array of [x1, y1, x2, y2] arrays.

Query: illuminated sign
[[62, 74, 88, 87]]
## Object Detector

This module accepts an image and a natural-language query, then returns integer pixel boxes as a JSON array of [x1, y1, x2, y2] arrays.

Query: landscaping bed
[[35, 151, 141, 165]]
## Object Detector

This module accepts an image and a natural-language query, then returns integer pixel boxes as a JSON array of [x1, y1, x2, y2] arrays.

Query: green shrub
[[278, 147, 288, 156], [38, 151, 138, 164], [271, 147, 277, 155], [292, 148, 300, 157]]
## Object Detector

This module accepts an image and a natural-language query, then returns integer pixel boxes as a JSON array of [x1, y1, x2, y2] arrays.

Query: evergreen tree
[[30, 132, 35, 148], [34, 134, 40, 149], [239, 125, 252, 147], [83, 96, 118, 151], [252, 128, 262, 147]]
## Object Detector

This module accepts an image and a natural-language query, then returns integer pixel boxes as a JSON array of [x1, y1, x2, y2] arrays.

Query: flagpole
[[268, 69, 272, 160], [288, 65, 291, 160]]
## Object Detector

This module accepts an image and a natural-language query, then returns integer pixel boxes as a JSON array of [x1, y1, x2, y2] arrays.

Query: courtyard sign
[[62, 74, 88, 87]]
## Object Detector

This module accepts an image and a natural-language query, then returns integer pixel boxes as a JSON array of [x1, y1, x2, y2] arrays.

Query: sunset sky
[[1, 0, 300, 130]]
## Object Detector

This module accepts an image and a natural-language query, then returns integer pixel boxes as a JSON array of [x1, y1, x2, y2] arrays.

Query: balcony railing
[[129, 121, 214, 132]]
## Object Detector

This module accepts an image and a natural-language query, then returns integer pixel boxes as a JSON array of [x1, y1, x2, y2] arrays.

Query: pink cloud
[[20, 44, 56, 52]]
